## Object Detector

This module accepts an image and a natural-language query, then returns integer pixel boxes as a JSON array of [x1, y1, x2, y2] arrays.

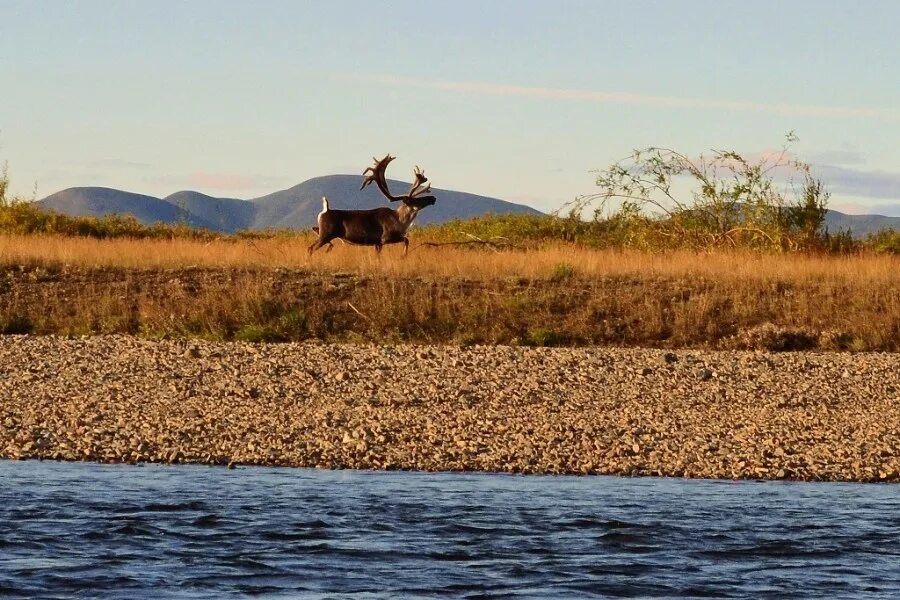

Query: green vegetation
[[864, 228, 900, 255], [550, 262, 575, 281], [577, 132, 831, 250], [424, 135, 890, 254], [1, 143, 897, 253], [1, 169, 211, 240], [0, 165, 276, 241], [0, 200, 222, 240], [425, 134, 894, 254], [234, 324, 287, 343], [418, 211, 894, 254]]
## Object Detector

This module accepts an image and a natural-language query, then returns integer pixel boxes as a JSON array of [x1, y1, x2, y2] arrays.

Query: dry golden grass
[[1, 233, 897, 284], [1, 234, 898, 350]]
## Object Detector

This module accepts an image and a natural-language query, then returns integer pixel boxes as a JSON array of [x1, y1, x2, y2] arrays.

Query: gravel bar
[[1, 336, 898, 482]]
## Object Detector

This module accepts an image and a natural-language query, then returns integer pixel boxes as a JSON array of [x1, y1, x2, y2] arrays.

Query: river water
[[1, 460, 898, 598]]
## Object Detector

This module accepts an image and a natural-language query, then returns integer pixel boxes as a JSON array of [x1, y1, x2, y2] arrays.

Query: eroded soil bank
[[1, 336, 897, 481], [1, 265, 898, 349]]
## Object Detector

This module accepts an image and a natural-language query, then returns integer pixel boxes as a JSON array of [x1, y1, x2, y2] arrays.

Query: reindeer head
[[309, 154, 436, 256], [361, 155, 436, 212]]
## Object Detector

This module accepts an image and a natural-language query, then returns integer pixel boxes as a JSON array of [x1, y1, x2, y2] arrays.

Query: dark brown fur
[[308, 154, 436, 256], [309, 206, 430, 254]]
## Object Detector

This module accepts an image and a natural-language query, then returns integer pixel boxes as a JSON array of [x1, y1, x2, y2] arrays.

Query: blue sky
[[2, 0, 899, 215]]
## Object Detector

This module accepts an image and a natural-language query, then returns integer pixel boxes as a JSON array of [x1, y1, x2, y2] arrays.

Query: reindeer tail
[[316, 196, 330, 231]]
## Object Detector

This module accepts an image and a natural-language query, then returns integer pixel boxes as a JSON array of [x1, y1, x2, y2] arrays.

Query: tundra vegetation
[[0, 139, 898, 350]]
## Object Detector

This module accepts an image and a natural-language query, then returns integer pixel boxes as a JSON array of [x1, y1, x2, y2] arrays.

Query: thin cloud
[[606, 144, 900, 202], [367, 75, 900, 121], [689, 148, 899, 201], [716, 154, 900, 201], [814, 164, 900, 200], [756, 153, 900, 201], [808, 150, 866, 166], [829, 202, 900, 217]]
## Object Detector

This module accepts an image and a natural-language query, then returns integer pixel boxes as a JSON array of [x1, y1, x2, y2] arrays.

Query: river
[[1, 461, 898, 598]]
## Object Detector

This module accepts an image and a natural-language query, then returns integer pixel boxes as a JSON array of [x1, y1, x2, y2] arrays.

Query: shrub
[[233, 324, 286, 343], [550, 263, 575, 281], [525, 327, 565, 347], [725, 323, 819, 351], [0, 314, 34, 335], [863, 228, 900, 255], [567, 132, 833, 252], [0, 164, 226, 240]]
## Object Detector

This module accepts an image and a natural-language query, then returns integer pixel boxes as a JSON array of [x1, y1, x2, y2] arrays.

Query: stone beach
[[1, 335, 897, 482]]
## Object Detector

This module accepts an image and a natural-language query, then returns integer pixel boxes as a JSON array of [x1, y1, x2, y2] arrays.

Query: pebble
[[0, 335, 897, 482]]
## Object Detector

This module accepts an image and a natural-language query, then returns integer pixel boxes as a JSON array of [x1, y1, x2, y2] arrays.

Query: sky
[[2, 0, 900, 216]]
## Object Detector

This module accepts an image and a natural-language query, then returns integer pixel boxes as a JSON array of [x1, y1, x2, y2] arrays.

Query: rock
[[0, 336, 897, 483]]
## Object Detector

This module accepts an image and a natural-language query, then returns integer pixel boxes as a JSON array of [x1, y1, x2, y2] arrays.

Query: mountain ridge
[[36, 178, 899, 237], [38, 175, 542, 233], [38, 186, 217, 230]]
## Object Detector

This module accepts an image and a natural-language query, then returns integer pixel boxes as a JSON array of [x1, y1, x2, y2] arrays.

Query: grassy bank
[[1, 234, 898, 350]]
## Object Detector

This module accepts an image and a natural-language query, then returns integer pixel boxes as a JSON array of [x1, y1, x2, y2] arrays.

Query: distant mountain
[[35, 182, 899, 237], [824, 210, 900, 238], [36, 176, 543, 233], [39, 187, 215, 230], [164, 191, 256, 232], [249, 175, 540, 229]]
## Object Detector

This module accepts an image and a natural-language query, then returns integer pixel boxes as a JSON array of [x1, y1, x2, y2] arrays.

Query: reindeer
[[307, 154, 436, 255]]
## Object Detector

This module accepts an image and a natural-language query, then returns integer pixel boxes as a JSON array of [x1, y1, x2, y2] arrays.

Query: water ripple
[[1, 461, 899, 598]]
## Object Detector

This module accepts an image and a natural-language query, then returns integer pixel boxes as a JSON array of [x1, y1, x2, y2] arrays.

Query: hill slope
[[164, 191, 256, 233], [249, 175, 541, 229], [824, 210, 900, 237], [38, 187, 215, 229], [36, 181, 899, 237], [38, 176, 543, 232]]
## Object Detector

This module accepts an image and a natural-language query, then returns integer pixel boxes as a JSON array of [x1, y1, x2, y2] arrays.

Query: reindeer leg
[[324, 241, 334, 253], [308, 240, 324, 255], [308, 236, 334, 256], [402, 237, 409, 256]]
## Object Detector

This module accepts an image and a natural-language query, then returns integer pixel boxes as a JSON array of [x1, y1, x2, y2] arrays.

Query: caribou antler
[[310, 153, 437, 256], [409, 165, 431, 198], [361, 154, 401, 200], [361, 154, 435, 203]]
